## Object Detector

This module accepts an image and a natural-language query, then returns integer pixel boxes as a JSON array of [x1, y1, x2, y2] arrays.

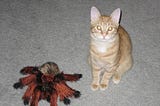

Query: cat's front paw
[[100, 84, 108, 91], [91, 84, 99, 91]]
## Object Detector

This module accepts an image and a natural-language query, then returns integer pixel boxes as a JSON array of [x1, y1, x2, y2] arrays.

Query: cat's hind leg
[[112, 72, 121, 84], [112, 56, 133, 84]]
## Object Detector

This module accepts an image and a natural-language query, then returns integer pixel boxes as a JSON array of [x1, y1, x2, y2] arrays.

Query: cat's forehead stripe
[[97, 16, 113, 27], [101, 16, 111, 23], [91, 16, 115, 27]]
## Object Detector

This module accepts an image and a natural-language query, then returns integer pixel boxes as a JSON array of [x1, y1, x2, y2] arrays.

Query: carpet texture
[[0, 0, 160, 106]]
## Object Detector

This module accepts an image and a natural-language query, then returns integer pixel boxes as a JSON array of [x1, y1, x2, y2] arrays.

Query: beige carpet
[[0, 0, 159, 106]]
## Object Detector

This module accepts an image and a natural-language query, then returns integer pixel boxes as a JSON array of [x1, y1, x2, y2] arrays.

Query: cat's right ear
[[91, 6, 101, 23]]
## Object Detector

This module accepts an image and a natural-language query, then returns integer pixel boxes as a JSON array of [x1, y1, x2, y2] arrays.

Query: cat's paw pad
[[100, 84, 108, 91], [112, 75, 121, 84], [91, 84, 99, 91]]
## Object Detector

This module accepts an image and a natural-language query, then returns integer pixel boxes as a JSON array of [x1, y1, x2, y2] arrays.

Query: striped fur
[[89, 7, 133, 91]]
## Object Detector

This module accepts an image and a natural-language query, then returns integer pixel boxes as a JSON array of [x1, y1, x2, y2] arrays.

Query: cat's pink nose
[[102, 33, 106, 37], [102, 33, 107, 39]]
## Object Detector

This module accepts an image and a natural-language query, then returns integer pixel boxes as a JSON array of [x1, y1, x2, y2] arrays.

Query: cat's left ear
[[111, 8, 121, 25]]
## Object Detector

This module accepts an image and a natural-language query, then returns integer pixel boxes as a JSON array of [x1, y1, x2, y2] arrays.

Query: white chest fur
[[97, 44, 108, 52], [93, 41, 111, 53]]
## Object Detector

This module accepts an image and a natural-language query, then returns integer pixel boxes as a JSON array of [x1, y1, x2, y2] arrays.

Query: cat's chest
[[96, 45, 108, 52], [94, 42, 111, 53]]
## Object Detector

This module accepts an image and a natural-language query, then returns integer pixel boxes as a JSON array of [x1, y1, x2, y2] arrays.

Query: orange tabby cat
[[89, 6, 133, 91]]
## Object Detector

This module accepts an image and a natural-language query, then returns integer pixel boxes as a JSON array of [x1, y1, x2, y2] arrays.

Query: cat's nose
[[102, 32, 106, 37], [102, 34, 106, 39], [101, 31, 107, 36]]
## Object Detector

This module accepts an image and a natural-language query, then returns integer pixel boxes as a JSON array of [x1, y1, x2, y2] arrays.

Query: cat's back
[[118, 25, 132, 55]]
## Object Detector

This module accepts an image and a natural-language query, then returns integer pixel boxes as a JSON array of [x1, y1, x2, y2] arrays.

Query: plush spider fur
[[13, 62, 82, 106]]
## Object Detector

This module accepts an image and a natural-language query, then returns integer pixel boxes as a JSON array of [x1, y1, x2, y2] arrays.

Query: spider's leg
[[22, 82, 37, 105], [63, 73, 82, 81], [63, 98, 71, 105], [23, 99, 29, 105], [54, 82, 75, 101], [46, 96, 50, 103], [20, 74, 36, 86], [13, 82, 23, 89], [20, 66, 38, 75], [50, 92, 58, 106], [73, 90, 81, 98], [30, 89, 41, 106]]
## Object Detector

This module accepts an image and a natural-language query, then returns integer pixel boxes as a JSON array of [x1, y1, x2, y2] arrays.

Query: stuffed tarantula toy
[[13, 62, 82, 106]]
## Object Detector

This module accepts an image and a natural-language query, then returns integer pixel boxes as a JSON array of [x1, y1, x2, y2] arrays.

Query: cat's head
[[90, 6, 121, 41]]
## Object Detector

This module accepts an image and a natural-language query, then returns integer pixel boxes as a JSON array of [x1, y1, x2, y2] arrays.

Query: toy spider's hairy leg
[[73, 90, 81, 98], [20, 74, 36, 86], [54, 82, 80, 103], [50, 92, 58, 106], [13, 75, 36, 89], [40, 92, 49, 101], [22, 82, 37, 105], [30, 89, 41, 106], [35, 84, 54, 102], [20, 67, 38, 75], [23, 99, 29, 106], [63, 74, 82, 81], [46, 96, 51, 103], [63, 98, 71, 105], [13, 82, 23, 89]]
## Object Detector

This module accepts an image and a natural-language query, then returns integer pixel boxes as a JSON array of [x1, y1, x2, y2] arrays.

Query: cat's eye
[[108, 27, 113, 31], [96, 26, 101, 31]]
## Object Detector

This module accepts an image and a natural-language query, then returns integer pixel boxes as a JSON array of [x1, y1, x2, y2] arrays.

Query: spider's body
[[13, 62, 82, 106]]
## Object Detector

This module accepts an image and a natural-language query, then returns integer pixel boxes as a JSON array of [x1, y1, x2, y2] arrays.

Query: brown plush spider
[[13, 62, 82, 106]]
